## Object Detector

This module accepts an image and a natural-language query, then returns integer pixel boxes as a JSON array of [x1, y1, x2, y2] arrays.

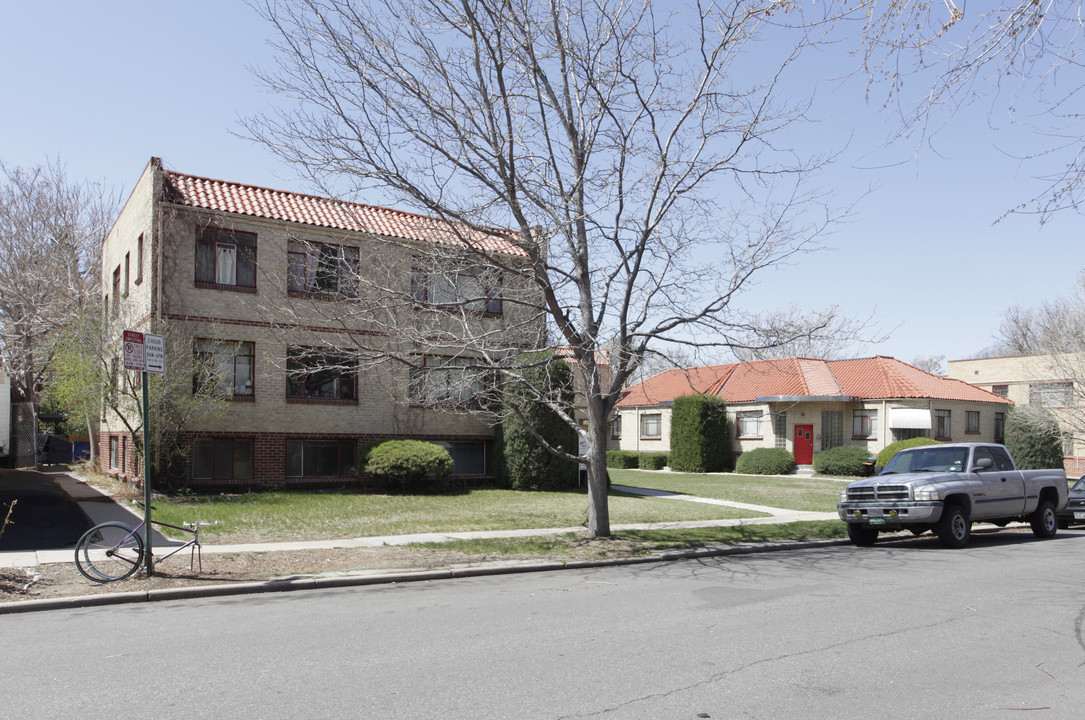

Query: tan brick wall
[[98, 163, 540, 484]]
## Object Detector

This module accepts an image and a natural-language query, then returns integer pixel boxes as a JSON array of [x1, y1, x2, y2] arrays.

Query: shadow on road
[[0, 469, 92, 551]]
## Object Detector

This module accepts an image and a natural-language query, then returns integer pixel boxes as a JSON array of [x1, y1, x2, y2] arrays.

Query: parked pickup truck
[[838, 443, 1067, 548]]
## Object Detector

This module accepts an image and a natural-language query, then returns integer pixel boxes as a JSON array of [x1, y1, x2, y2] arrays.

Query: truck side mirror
[[973, 457, 993, 471]]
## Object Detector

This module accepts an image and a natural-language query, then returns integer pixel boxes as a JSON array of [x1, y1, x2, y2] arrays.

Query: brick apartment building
[[100, 158, 543, 488]]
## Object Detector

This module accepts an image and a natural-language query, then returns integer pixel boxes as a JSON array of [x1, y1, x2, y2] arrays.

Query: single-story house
[[613, 356, 1012, 464]]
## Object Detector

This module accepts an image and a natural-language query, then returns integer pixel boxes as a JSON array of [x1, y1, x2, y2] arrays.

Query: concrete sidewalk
[[0, 472, 838, 569]]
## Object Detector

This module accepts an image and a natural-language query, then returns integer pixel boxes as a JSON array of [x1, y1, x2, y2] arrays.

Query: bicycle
[[74, 504, 218, 583]]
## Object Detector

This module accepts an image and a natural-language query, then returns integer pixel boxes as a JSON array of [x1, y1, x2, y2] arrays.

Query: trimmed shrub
[[365, 440, 454, 492], [668, 394, 733, 472], [638, 452, 669, 470], [813, 445, 873, 477], [606, 450, 639, 469], [1005, 406, 1065, 470], [875, 437, 941, 467], [735, 447, 795, 475], [495, 352, 580, 491]]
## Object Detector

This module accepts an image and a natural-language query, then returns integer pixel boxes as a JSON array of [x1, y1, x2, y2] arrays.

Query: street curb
[[0, 537, 851, 615]]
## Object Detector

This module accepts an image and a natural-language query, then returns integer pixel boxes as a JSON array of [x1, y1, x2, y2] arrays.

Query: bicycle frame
[[76, 516, 216, 583]]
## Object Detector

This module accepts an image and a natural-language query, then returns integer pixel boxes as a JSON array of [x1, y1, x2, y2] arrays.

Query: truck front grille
[[847, 485, 911, 502]]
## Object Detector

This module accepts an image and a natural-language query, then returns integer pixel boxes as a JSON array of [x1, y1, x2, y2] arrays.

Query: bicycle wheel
[[75, 522, 144, 582]]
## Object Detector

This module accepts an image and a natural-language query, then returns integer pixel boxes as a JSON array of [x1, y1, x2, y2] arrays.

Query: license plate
[[1075, 512, 1085, 520], [869, 518, 886, 525]]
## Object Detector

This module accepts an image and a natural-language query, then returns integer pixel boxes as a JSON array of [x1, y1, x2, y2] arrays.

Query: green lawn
[[148, 486, 767, 544], [608, 469, 844, 513]]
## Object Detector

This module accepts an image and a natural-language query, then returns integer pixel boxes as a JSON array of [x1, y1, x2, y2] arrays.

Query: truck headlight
[[839, 489, 848, 502], [914, 488, 941, 501]]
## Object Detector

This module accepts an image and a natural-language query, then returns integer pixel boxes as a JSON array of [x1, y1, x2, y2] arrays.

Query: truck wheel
[[1029, 499, 1058, 539], [936, 503, 971, 548], [847, 523, 879, 547]]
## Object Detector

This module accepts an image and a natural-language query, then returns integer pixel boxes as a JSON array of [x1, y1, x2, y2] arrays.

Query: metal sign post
[[122, 330, 165, 576]]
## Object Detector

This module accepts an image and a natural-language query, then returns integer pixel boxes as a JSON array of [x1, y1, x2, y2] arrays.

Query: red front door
[[794, 425, 814, 465]]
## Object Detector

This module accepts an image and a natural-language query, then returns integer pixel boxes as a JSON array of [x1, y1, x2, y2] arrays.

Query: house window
[[288, 239, 359, 297], [935, 409, 952, 440], [991, 384, 1008, 398], [1062, 432, 1075, 457], [1030, 382, 1073, 407], [112, 266, 121, 315], [195, 227, 257, 289], [409, 356, 493, 406], [737, 411, 763, 438], [287, 349, 357, 402], [640, 413, 662, 439], [610, 415, 622, 440], [822, 410, 845, 449], [195, 340, 255, 399], [773, 412, 787, 448], [852, 409, 877, 439], [192, 438, 254, 480], [136, 234, 144, 284], [109, 436, 119, 469], [994, 412, 1005, 443], [286, 438, 357, 477], [411, 264, 502, 315], [435, 441, 486, 475], [124, 253, 130, 296], [966, 410, 980, 434]]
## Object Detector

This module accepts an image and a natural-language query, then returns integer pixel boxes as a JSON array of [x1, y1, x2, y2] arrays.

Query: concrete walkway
[[0, 472, 839, 569]]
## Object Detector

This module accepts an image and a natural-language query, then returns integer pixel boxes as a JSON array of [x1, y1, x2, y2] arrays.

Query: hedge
[[668, 394, 733, 472], [734, 447, 795, 475], [606, 450, 639, 469], [812, 445, 873, 476], [638, 452, 669, 470], [875, 437, 941, 467]]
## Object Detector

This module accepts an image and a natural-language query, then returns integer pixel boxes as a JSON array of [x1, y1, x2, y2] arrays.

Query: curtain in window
[[216, 244, 236, 285]]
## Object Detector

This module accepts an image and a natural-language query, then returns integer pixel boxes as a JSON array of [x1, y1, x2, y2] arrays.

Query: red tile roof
[[157, 160, 527, 257], [617, 356, 1011, 407]]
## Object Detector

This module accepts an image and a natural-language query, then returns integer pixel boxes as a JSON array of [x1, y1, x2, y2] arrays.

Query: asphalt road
[[0, 469, 91, 551], [3, 528, 1084, 719]]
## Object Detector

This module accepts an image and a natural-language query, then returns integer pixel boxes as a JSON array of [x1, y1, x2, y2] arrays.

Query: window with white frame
[[639, 413, 662, 438], [195, 340, 255, 398], [852, 409, 877, 439], [411, 264, 502, 315], [409, 356, 493, 406], [736, 411, 763, 438], [1029, 382, 1073, 407], [288, 239, 359, 297], [195, 227, 256, 289], [610, 415, 622, 440]]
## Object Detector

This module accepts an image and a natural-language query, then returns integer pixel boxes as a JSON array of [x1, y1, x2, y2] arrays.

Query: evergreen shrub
[[668, 394, 733, 472], [1005, 407, 1065, 470], [365, 440, 453, 492], [875, 437, 941, 467], [812, 445, 872, 476], [734, 447, 795, 475], [606, 450, 639, 469], [638, 452, 668, 470], [495, 352, 580, 490]]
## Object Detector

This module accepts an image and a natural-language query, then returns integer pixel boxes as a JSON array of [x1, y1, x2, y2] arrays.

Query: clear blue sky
[[3, 1, 1079, 366]]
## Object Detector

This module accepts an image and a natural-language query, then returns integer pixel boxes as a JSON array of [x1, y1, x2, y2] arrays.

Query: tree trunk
[[585, 394, 611, 538]]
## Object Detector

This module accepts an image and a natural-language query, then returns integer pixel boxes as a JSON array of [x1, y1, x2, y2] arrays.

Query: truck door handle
[[1001, 477, 1007, 482]]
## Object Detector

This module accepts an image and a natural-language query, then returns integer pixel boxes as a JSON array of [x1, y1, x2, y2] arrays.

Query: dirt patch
[[0, 537, 658, 605]]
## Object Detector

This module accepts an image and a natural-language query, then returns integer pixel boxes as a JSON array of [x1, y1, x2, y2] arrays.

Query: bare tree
[[0, 160, 116, 461], [855, 0, 1085, 221], [245, 0, 865, 537], [909, 354, 946, 376]]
